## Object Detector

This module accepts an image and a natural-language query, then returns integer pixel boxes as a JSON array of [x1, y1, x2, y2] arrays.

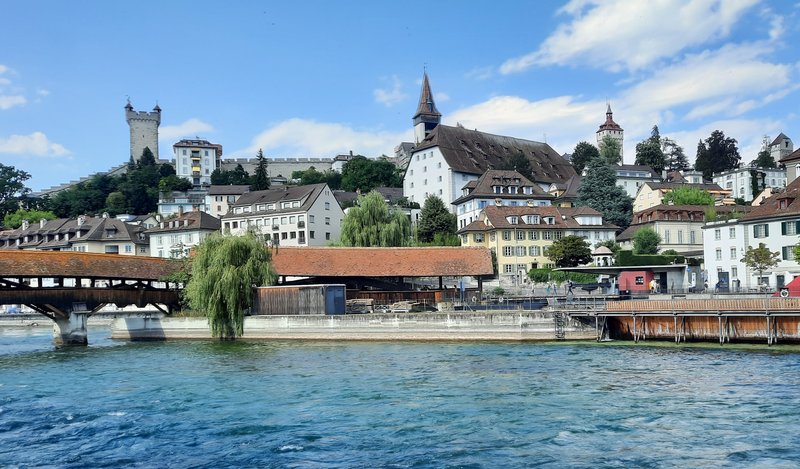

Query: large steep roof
[[413, 125, 576, 184]]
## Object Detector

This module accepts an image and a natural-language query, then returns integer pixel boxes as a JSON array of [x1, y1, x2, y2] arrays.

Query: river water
[[2, 326, 800, 468]]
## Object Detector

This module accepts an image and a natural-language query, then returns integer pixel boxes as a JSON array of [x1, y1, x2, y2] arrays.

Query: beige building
[[457, 205, 617, 286], [0, 214, 150, 255], [206, 185, 251, 218]]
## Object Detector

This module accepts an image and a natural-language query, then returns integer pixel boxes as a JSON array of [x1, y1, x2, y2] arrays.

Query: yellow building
[[458, 205, 618, 286], [633, 181, 730, 213]]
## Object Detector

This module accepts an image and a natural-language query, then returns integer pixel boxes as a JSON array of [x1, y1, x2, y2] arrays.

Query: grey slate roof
[[223, 183, 329, 219], [208, 185, 251, 196], [413, 125, 576, 184], [145, 211, 221, 234], [452, 169, 553, 205]]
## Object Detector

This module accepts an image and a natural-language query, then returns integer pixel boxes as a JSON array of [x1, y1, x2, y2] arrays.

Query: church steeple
[[413, 72, 441, 144], [596, 103, 624, 158]]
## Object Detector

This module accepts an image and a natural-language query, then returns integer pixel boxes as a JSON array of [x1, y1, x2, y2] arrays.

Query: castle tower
[[412, 72, 441, 144], [769, 132, 793, 161], [125, 99, 161, 161], [596, 103, 624, 159]]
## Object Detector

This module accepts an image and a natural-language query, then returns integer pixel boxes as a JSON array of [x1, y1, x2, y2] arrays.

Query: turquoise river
[[2, 326, 800, 468]]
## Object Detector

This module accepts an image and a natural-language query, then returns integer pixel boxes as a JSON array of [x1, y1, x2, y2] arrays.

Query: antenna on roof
[[543, 133, 547, 143]]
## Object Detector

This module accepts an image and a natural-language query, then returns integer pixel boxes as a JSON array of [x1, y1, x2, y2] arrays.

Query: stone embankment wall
[[112, 311, 595, 341]]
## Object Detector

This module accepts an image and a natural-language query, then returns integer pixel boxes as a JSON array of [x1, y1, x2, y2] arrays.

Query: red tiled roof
[[0, 251, 180, 280], [740, 175, 800, 222], [270, 247, 493, 277]]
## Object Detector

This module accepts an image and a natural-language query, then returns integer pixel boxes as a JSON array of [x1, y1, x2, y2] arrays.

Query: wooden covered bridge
[[0, 251, 182, 344]]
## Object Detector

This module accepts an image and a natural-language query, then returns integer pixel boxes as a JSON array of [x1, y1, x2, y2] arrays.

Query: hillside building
[[146, 210, 220, 259], [596, 104, 623, 157]]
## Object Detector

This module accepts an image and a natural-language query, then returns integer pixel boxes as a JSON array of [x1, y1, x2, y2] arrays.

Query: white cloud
[[500, 0, 759, 74], [0, 132, 70, 157], [621, 42, 793, 115], [37, 89, 50, 97], [0, 64, 9, 75], [373, 75, 407, 107], [159, 118, 215, 141], [237, 118, 412, 158], [435, 92, 450, 103], [0, 95, 26, 110], [464, 66, 494, 81]]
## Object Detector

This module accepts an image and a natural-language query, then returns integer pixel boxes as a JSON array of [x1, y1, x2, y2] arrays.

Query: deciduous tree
[[0, 163, 32, 222], [340, 191, 412, 246], [2, 208, 56, 229], [633, 227, 661, 254], [546, 235, 592, 267], [570, 141, 600, 174], [742, 243, 779, 285], [695, 130, 741, 180], [340, 156, 402, 192], [634, 125, 666, 174], [185, 233, 277, 340], [661, 186, 714, 206]]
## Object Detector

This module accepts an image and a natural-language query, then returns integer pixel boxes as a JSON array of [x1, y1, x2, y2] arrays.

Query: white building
[[206, 185, 250, 219], [581, 164, 660, 199], [452, 169, 553, 229], [173, 139, 222, 187], [712, 166, 786, 203], [222, 183, 343, 246], [146, 210, 221, 259], [158, 188, 210, 218]]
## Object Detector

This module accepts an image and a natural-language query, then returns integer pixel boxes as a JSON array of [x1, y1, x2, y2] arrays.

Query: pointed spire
[[125, 97, 133, 111], [414, 72, 441, 119]]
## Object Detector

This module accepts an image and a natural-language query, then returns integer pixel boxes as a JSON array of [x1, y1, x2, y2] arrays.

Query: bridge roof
[[0, 251, 180, 280], [270, 247, 494, 278]]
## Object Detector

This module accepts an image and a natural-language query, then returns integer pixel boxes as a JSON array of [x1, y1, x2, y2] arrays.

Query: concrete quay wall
[[112, 311, 596, 341]]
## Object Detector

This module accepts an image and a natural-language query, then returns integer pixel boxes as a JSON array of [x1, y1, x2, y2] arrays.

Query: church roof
[[413, 125, 576, 184], [413, 72, 441, 120]]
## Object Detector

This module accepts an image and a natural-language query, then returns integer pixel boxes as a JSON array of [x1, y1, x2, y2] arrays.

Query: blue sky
[[1, 0, 799, 190]]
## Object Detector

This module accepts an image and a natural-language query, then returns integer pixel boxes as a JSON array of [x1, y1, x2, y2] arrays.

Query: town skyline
[[2, 0, 799, 191]]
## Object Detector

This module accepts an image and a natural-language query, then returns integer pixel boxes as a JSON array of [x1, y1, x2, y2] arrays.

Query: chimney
[[160, 221, 165, 229], [77, 215, 85, 226], [102, 212, 109, 218], [21, 219, 29, 230], [178, 206, 184, 216], [39, 218, 47, 228]]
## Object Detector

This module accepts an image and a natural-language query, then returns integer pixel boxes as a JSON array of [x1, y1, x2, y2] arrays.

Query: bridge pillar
[[53, 312, 90, 346]]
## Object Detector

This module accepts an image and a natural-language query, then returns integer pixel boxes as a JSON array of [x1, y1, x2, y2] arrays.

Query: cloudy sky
[[1, 0, 798, 190]]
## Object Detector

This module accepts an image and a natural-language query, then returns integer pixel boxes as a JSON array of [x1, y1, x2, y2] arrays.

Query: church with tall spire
[[412, 72, 441, 144], [402, 72, 576, 212]]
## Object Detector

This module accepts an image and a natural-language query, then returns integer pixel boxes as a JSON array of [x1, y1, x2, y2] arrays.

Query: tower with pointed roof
[[596, 104, 624, 158], [412, 72, 441, 144], [769, 132, 793, 161], [125, 99, 161, 162]]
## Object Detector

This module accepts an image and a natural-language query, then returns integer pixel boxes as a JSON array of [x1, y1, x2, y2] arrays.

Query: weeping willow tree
[[184, 233, 277, 339], [339, 191, 413, 246]]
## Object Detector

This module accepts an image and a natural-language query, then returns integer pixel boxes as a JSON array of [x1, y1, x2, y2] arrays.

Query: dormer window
[[524, 187, 532, 195], [780, 199, 788, 209], [544, 216, 555, 225], [526, 215, 540, 224], [493, 186, 502, 194], [507, 216, 518, 224], [509, 187, 518, 194]]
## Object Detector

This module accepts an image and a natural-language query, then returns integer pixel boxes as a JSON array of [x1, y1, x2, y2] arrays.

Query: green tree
[[661, 186, 715, 205], [340, 156, 402, 192], [634, 125, 666, 174], [599, 135, 622, 166], [229, 164, 251, 185], [662, 137, 689, 172], [105, 191, 127, 214], [159, 163, 177, 178], [339, 191, 412, 246], [546, 235, 592, 267], [250, 149, 270, 191], [695, 130, 741, 180], [742, 243, 780, 285], [752, 141, 776, 169], [570, 141, 600, 174], [185, 233, 277, 340], [158, 175, 193, 192], [0, 163, 32, 222], [291, 167, 342, 189], [210, 168, 231, 185], [138, 147, 157, 168], [596, 239, 621, 255], [417, 195, 457, 243], [2, 208, 56, 229], [498, 153, 534, 182], [576, 157, 633, 229], [633, 227, 661, 254]]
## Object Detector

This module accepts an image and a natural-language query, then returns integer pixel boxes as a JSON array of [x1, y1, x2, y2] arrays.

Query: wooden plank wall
[[607, 298, 800, 312]]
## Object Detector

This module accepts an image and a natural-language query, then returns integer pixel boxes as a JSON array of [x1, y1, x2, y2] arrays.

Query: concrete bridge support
[[52, 312, 90, 346]]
